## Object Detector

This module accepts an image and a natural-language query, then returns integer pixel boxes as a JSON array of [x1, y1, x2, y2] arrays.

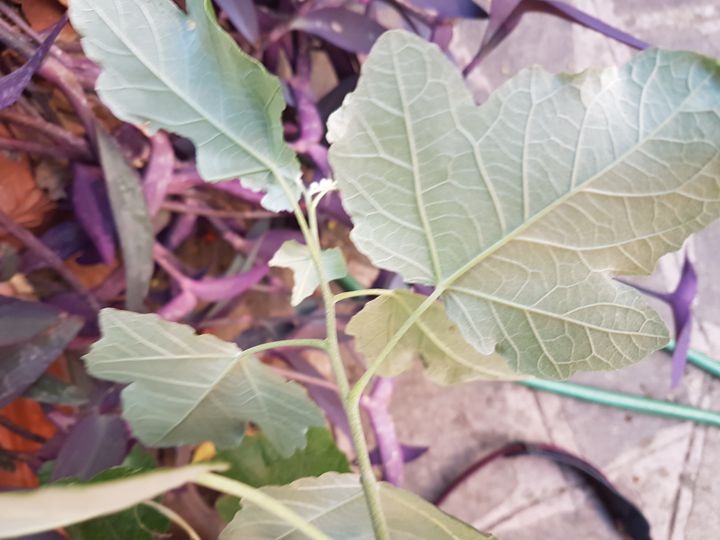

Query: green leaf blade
[[84, 309, 324, 454], [347, 290, 518, 384], [70, 0, 301, 211], [270, 241, 347, 305], [0, 464, 221, 539], [220, 473, 494, 540], [329, 30, 720, 378]]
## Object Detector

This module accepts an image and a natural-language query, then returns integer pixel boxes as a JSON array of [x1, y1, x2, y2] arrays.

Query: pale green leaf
[[328, 30, 720, 378], [220, 472, 495, 539], [84, 309, 324, 454], [69, 0, 301, 211], [96, 128, 154, 311], [347, 290, 518, 384], [0, 464, 221, 539], [269, 240, 347, 305]]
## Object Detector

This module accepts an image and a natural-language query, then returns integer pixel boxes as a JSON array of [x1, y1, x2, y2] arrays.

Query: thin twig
[[0, 208, 101, 312], [0, 135, 88, 161], [0, 110, 91, 159]]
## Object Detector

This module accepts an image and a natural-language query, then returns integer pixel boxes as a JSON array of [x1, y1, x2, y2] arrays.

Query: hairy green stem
[[273, 173, 390, 539], [194, 473, 331, 539]]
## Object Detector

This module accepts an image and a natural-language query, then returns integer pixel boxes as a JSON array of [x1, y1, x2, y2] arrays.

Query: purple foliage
[[216, 0, 259, 44], [464, 0, 649, 75], [0, 17, 65, 110], [0, 296, 59, 347], [51, 414, 130, 481], [72, 164, 117, 265], [628, 256, 698, 387], [0, 315, 82, 408], [291, 8, 387, 54]]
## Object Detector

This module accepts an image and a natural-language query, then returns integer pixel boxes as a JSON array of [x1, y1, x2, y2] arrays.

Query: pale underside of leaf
[[220, 472, 495, 540], [96, 128, 154, 312], [270, 240, 347, 305], [69, 0, 301, 211], [347, 290, 518, 384], [0, 464, 223, 539], [83, 309, 324, 455], [328, 30, 720, 378]]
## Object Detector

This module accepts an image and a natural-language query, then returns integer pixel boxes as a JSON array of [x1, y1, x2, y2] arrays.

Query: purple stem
[[0, 135, 89, 161], [0, 208, 101, 312], [366, 377, 404, 485], [0, 109, 91, 159]]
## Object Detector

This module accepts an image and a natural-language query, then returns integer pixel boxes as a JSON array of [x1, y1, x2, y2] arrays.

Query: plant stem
[[333, 288, 393, 303], [306, 194, 391, 539], [140, 500, 201, 540], [194, 473, 331, 540], [241, 338, 328, 357]]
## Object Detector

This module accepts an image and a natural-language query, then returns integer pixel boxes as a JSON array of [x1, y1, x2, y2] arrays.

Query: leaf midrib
[[91, 1, 283, 181], [434, 64, 717, 296]]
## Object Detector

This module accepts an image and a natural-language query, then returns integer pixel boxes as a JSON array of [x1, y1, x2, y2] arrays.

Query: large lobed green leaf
[[84, 309, 324, 454], [0, 464, 221, 538], [329, 30, 720, 378], [69, 0, 301, 211], [220, 473, 495, 539]]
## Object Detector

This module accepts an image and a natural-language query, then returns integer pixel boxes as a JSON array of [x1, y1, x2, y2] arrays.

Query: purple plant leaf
[[0, 243, 18, 281], [216, 0, 259, 44], [158, 290, 198, 322], [0, 315, 82, 408], [252, 229, 304, 263], [72, 164, 117, 265], [366, 377, 404, 485], [369, 443, 428, 465], [187, 264, 269, 301], [143, 132, 175, 216], [0, 17, 66, 110], [165, 213, 199, 250], [409, 0, 487, 19], [539, 1, 649, 49], [51, 414, 130, 481], [211, 179, 265, 205], [465, 0, 648, 75], [291, 8, 386, 54], [0, 296, 59, 346], [629, 257, 697, 387], [45, 291, 99, 335], [21, 222, 95, 272]]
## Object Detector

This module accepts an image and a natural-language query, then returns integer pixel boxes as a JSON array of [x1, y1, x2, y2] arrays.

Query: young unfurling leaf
[[270, 240, 347, 306]]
